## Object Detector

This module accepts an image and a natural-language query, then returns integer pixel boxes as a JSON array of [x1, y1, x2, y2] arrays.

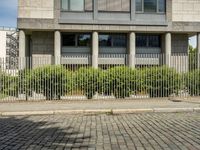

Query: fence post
[[197, 33, 200, 68]]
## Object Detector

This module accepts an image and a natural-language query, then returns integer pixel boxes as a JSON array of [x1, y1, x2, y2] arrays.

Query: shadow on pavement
[[0, 116, 91, 149]]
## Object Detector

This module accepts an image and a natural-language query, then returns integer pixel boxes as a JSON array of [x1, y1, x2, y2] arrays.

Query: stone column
[[19, 30, 26, 69], [92, 31, 99, 69], [54, 31, 61, 65], [129, 32, 136, 68], [197, 33, 200, 68], [165, 32, 171, 67]]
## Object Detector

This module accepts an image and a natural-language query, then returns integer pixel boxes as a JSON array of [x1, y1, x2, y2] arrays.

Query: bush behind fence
[[0, 55, 200, 101], [0, 66, 200, 100]]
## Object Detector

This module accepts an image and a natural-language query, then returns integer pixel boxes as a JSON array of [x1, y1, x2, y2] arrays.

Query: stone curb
[[0, 108, 199, 116], [153, 108, 194, 113], [113, 109, 154, 114], [194, 108, 200, 112]]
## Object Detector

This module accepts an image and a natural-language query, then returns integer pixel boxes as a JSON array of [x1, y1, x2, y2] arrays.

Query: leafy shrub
[[18, 69, 33, 99], [0, 71, 18, 97], [185, 69, 200, 96], [99, 66, 140, 98], [76, 67, 102, 99], [144, 66, 181, 97], [32, 65, 72, 100]]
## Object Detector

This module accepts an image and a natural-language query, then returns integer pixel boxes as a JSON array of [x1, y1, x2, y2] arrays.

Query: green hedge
[[0, 65, 189, 100], [144, 66, 181, 97], [31, 65, 72, 100], [0, 72, 18, 98], [185, 69, 200, 96], [18, 69, 33, 98], [75, 67, 102, 99], [99, 66, 142, 98]]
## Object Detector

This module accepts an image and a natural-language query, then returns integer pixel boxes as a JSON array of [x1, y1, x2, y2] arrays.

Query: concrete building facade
[[17, 0, 200, 69], [0, 27, 19, 70]]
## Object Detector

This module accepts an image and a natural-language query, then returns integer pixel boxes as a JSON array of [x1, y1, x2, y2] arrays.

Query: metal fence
[[0, 53, 200, 101]]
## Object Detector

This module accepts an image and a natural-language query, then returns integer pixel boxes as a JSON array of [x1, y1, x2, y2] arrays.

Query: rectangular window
[[99, 35, 112, 47], [62, 34, 76, 46], [61, 0, 68, 10], [148, 35, 160, 47], [70, 0, 84, 11], [136, 34, 160, 48], [62, 34, 91, 47], [144, 0, 157, 12], [99, 34, 127, 47], [158, 0, 165, 12], [136, 0, 142, 12], [78, 34, 91, 46], [61, 0, 93, 11], [136, 35, 148, 47], [98, 0, 130, 12], [136, 0, 166, 13], [85, 0, 93, 11], [112, 35, 127, 47]]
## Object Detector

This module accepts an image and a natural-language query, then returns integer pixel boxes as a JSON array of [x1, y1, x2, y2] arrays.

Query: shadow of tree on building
[[0, 116, 91, 149]]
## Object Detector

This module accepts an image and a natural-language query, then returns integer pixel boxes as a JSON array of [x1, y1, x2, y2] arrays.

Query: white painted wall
[[0, 31, 7, 69], [0, 31, 7, 58]]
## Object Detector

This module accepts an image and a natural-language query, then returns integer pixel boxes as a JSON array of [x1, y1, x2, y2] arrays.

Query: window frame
[[135, 0, 166, 14], [61, 0, 93, 12]]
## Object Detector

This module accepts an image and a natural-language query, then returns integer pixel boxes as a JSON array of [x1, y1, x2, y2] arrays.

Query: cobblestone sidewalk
[[0, 113, 200, 150]]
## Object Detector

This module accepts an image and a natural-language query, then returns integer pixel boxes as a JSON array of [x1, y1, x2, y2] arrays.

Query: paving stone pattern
[[0, 113, 200, 150]]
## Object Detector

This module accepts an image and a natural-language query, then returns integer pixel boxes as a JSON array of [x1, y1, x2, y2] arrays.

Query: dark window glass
[[158, 0, 165, 12], [78, 34, 91, 46], [136, 0, 142, 12], [99, 35, 112, 47], [62, 34, 76, 46], [144, 0, 157, 12], [136, 35, 160, 47], [61, 0, 93, 11], [136, 35, 148, 47], [61, 0, 68, 10], [70, 0, 84, 11], [112, 35, 127, 47], [148, 35, 160, 47]]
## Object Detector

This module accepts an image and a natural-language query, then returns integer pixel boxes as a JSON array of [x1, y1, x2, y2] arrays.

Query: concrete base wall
[[31, 31, 54, 67], [171, 34, 188, 72]]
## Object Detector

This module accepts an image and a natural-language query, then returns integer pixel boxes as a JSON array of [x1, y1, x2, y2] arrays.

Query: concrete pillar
[[19, 30, 26, 69], [19, 30, 26, 58], [129, 32, 136, 68], [165, 32, 171, 67], [92, 31, 99, 69], [54, 31, 61, 65], [197, 33, 200, 68]]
